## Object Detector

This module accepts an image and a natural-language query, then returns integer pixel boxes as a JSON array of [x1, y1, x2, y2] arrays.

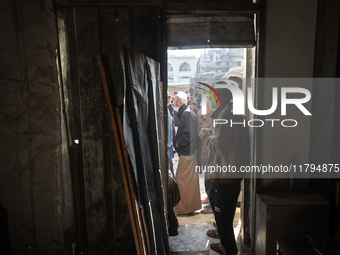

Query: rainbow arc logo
[[196, 82, 222, 106]]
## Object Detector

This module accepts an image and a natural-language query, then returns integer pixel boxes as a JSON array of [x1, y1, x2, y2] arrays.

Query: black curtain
[[122, 48, 168, 255]]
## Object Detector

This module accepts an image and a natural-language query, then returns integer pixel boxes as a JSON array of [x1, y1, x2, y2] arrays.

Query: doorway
[[166, 46, 256, 254], [165, 5, 259, 253]]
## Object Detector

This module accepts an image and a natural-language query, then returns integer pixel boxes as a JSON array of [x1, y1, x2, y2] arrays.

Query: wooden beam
[[166, 3, 261, 14], [54, 1, 260, 15], [55, 2, 163, 8]]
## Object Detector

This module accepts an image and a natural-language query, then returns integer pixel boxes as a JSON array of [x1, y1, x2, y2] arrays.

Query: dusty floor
[[169, 154, 253, 255]]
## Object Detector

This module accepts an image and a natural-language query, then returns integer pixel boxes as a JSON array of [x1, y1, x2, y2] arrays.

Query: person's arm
[[199, 128, 213, 139], [207, 124, 229, 157]]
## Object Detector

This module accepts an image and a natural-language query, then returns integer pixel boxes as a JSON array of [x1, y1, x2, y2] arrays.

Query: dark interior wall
[[309, 0, 340, 237], [256, 0, 318, 190], [309, 0, 340, 196], [256, 0, 340, 192], [56, 4, 165, 255], [57, 7, 130, 254], [0, 0, 61, 254], [253, 0, 340, 252], [0, 0, 166, 254]]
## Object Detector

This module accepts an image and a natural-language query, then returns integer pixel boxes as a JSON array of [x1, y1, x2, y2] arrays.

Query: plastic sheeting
[[122, 49, 168, 255]]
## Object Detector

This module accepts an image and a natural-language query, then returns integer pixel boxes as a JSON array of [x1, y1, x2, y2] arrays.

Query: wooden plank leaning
[[97, 55, 148, 255]]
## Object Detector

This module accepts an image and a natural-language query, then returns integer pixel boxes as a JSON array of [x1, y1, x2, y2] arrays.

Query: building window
[[179, 77, 190, 83], [168, 63, 173, 72], [179, 62, 191, 72]]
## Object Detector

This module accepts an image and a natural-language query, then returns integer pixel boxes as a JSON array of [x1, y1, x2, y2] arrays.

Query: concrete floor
[[170, 155, 253, 255], [168, 207, 253, 255]]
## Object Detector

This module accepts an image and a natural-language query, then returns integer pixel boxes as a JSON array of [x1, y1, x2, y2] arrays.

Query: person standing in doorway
[[207, 78, 250, 255], [173, 91, 201, 215]]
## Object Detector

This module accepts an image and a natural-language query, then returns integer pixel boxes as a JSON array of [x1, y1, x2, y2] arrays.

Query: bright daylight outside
[[167, 48, 246, 95], [167, 48, 248, 254]]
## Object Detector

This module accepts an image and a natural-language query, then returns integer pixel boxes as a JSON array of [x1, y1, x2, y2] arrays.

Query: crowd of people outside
[[166, 77, 251, 255]]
